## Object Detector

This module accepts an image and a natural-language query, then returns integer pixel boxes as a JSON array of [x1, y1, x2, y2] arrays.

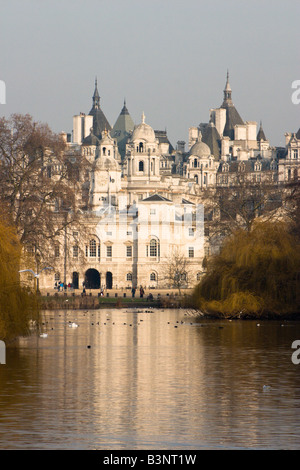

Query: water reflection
[[0, 309, 300, 449]]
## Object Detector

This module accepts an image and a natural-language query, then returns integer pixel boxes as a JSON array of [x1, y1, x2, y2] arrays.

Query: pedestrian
[[131, 287, 136, 298], [140, 286, 144, 298]]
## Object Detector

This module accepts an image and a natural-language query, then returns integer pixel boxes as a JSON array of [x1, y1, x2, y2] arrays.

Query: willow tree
[[192, 221, 300, 317], [0, 218, 39, 341]]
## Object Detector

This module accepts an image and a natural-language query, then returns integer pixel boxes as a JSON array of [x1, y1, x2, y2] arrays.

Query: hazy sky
[[1, 0, 299, 147]]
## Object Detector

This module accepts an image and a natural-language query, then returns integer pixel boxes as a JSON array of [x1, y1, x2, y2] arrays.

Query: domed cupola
[[189, 139, 211, 159], [131, 112, 157, 150]]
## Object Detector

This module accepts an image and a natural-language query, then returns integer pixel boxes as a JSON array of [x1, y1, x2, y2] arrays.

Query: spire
[[89, 77, 111, 137], [223, 70, 232, 102], [121, 98, 129, 116], [257, 120, 267, 141], [92, 77, 100, 109], [141, 111, 145, 124], [220, 71, 244, 139]]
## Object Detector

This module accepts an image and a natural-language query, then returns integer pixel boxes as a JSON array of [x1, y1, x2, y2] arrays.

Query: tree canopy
[[0, 217, 39, 341], [192, 221, 300, 318]]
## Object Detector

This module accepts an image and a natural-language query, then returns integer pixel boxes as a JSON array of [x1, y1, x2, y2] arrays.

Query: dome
[[131, 112, 156, 143], [190, 140, 211, 158], [82, 130, 100, 146]]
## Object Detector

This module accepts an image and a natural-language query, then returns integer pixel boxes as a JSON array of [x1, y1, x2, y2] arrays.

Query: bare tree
[[162, 247, 191, 296], [203, 170, 282, 244], [0, 114, 89, 268]]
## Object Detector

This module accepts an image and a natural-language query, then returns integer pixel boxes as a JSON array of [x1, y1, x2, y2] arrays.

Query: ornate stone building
[[37, 74, 299, 291]]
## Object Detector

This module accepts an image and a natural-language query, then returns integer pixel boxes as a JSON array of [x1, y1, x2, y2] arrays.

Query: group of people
[[131, 286, 145, 298], [55, 281, 74, 292]]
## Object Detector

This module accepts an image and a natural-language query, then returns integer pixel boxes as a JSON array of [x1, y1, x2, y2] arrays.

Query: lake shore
[[38, 289, 300, 321]]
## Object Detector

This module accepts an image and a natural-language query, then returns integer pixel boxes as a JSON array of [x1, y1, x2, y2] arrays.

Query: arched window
[[89, 239, 96, 257], [146, 238, 160, 258], [194, 158, 198, 168], [149, 239, 157, 257], [150, 272, 156, 281], [86, 238, 100, 258], [139, 142, 144, 153], [139, 160, 144, 171], [194, 175, 198, 184], [127, 273, 132, 281], [54, 272, 60, 282], [102, 147, 106, 156]]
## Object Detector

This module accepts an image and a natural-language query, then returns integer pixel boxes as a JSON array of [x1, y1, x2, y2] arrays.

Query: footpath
[[38, 287, 193, 310]]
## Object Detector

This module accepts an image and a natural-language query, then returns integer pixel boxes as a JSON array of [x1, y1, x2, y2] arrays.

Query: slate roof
[[154, 130, 174, 153], [111, 100, 135, 159], [257, 122, 267, 141], [88, 79, 111, 138], [202, 122, 221, 159], [141, 194, 172, 202]]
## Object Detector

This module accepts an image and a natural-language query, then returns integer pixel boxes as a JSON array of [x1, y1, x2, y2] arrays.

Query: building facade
[[36, 74, 299, 291]]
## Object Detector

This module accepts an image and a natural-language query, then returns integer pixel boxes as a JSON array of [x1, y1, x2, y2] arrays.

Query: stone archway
[[106, 271, 113, 289], [72, 271, 79, 289], [85, 269, 100, 289]]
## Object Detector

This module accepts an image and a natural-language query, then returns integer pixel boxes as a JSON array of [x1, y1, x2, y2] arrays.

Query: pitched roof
[[154, 130, 174, 153], [111, 100, 135, 159], [257, 122, 267, 141], [202, 122, 221, 160], [141, 194, 172, 202]]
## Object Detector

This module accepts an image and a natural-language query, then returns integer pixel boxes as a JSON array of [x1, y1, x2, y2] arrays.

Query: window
[[293, 150, 298, 159], [89, 239, 96, 257], [106, 246, 112, 258], [189, 228, 195, 237], [150, 208, 156, 215], [139, 160, 144, 171], [54, 272, 60, 282], [55, 246, 60, 258], [127, 273, 132, 281], [126, 245, 132, 257], [188, 247, 194, 258], [150, 272, 156, 281], [149, 239, 157, 257], [73, 246, 78, 258]]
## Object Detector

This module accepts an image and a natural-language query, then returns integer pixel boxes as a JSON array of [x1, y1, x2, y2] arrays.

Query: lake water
[[0, 308, 300, 450]]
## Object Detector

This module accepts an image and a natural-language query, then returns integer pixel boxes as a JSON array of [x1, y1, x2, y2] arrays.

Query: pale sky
[[0, 0, 299, 148]]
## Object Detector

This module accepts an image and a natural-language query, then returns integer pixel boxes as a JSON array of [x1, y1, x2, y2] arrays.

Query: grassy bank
[[39, 292, 188, 310]]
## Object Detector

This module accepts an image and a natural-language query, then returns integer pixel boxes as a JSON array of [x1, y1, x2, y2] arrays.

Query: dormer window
[[255, 163, 262, 171]]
